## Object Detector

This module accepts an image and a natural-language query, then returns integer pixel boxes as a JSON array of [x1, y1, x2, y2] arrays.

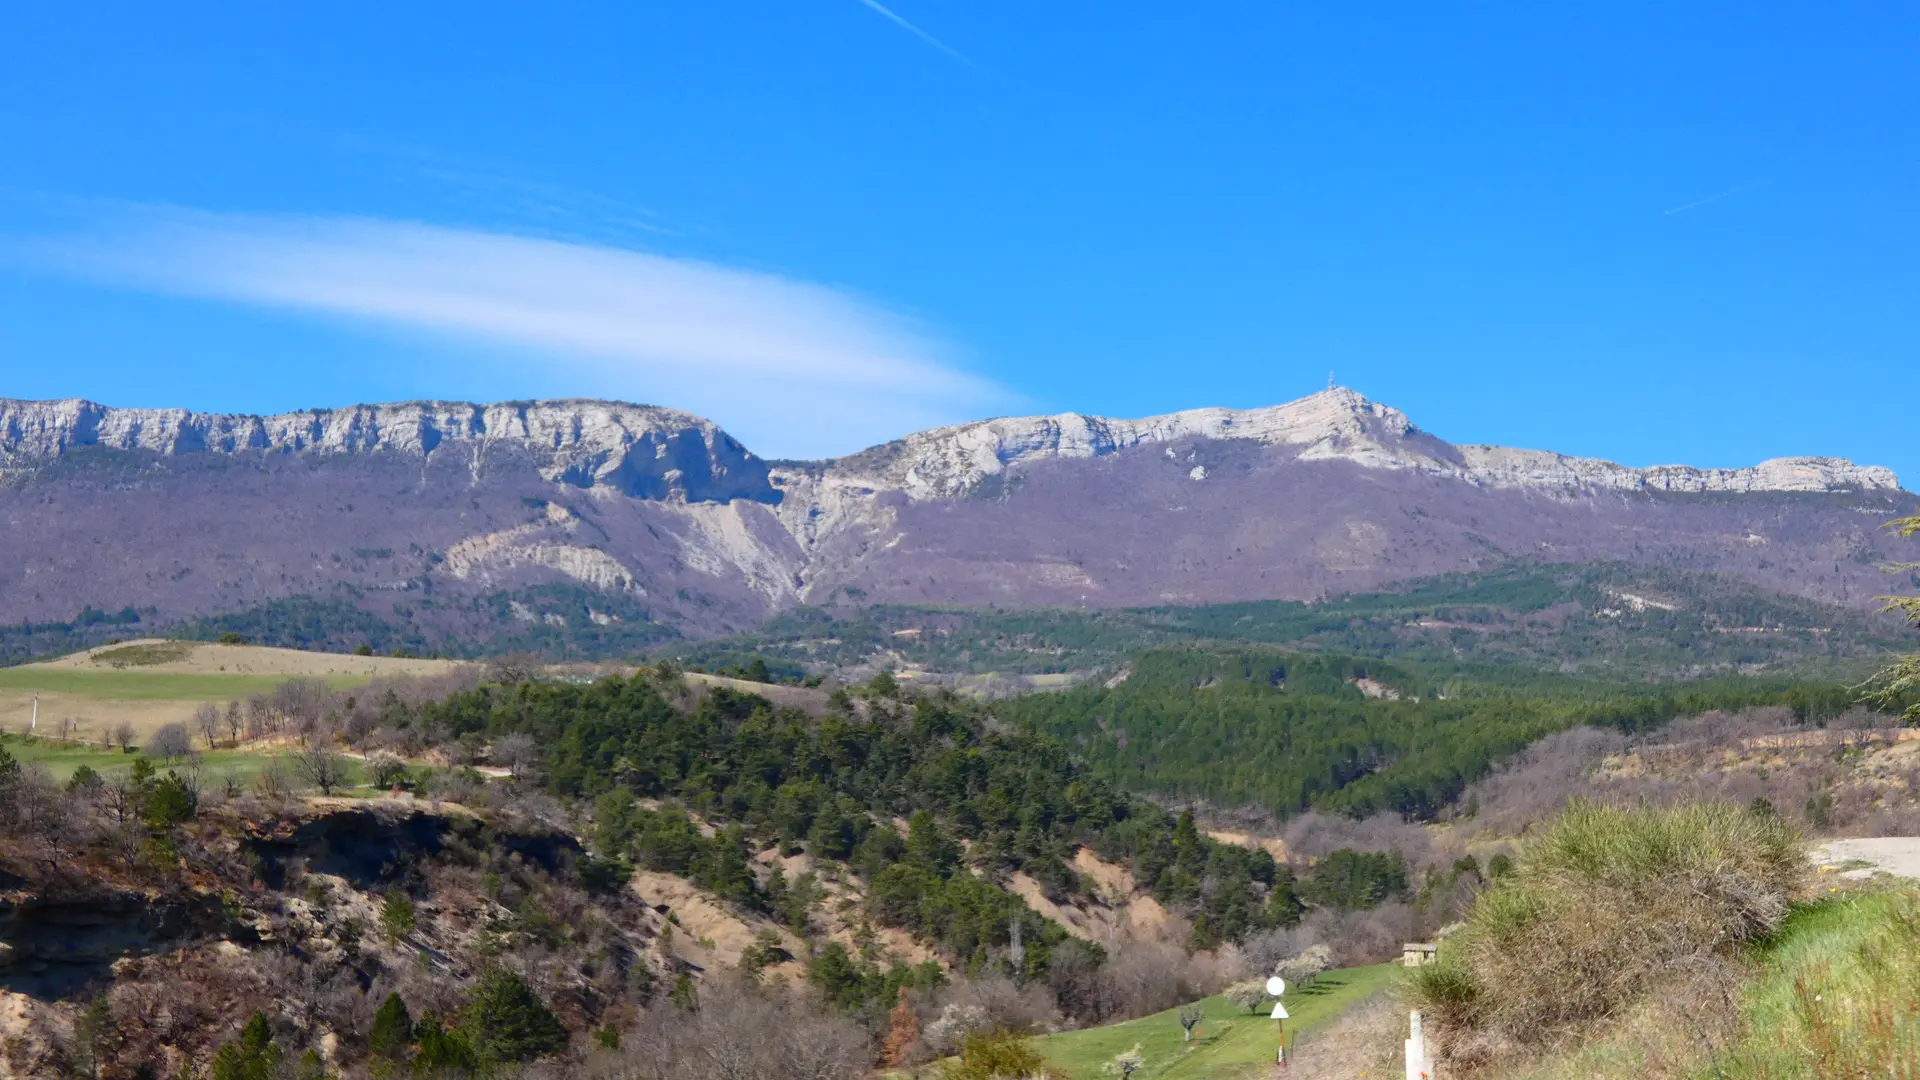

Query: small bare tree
[[255, 755, 294, 800], [291, 733, 351, 796], [111, 720, 136, 753], [224, 700, 244, 744], [490, 732, 541, 785], [59, 715, 82, 744], [148, 722, 193, 763], [1177, 1003, 1204, 1043], [194, 701, 222, 749]]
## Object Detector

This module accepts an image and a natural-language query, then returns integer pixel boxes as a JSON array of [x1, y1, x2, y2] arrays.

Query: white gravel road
[[1813, 838, 1920, 880]]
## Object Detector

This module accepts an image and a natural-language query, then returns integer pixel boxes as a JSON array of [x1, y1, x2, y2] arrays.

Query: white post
[[1405, 1010, 1433, 1080], [29, 694, 37, 732]]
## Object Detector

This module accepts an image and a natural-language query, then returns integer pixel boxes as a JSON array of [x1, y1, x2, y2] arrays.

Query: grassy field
[[0, 733, 368, 789], [1034, 963, 1399, 1079], [0, 667, 371, 700]]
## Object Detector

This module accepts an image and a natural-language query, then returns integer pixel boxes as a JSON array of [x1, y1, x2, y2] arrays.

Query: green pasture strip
[[1036, 962, 1398, 1080], [1, 734, 368, 788]]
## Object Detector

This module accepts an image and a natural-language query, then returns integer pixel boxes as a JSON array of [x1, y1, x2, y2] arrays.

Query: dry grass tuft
[[1409, 800, 1805, 1063]]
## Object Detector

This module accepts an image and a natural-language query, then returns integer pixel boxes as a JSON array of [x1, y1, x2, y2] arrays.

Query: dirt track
[[1814, 838, 1920, 880]]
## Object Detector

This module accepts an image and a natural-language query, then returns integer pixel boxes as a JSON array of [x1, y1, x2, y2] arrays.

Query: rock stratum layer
[[0, 389, 1910, 647]]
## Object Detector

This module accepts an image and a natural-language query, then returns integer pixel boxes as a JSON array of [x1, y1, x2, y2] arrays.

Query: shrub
[[940, 1028, 1061, 1080], [1410, 800, 1805, 1058], [366, 752, 410, 789]]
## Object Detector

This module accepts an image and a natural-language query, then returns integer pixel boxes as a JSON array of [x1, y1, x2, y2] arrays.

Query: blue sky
[[0, 3, 1915, 475]]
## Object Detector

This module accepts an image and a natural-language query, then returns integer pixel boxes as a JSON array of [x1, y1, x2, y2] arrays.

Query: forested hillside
[[398, 669, 1321, 974], [995, 648, 1857, 818], [672, 561, 1916, 681]]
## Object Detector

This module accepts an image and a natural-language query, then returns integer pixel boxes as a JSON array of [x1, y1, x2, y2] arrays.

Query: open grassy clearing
[[0, 639, 474, 742], [0, 733, 370, 789], [1033, 963, 1397, 1079]]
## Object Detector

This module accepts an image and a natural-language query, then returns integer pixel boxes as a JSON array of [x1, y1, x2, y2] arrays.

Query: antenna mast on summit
[[1327, 371, 1335, 391]]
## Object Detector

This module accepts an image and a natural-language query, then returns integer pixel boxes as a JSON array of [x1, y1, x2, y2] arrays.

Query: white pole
[[29, 694, 37, 732], [1405, 1010, 1433, 1080]]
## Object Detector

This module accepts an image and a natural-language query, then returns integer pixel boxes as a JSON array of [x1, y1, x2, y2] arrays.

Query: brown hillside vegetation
[[1453, 706, 1920, 843], [1410, 801, 1807, 1072]]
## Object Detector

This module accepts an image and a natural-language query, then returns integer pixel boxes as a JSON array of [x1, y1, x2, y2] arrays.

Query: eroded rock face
[[0, 397, 779, 504], [0, 891, 231, 999]]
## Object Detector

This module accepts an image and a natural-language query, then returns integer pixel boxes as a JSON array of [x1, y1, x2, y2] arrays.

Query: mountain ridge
[[2, 388, 1901, 498], [1, 387, 1912, 652]]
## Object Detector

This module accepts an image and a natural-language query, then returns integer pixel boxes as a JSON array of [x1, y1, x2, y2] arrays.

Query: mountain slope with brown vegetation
[[2, 389, 1913, 662]]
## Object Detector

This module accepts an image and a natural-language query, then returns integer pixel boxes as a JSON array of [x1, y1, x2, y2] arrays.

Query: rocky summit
[[0, 388, 1910, 650]]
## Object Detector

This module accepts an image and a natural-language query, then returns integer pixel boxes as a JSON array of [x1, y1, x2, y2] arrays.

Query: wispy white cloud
[[26, 207, 1009, 457], [854, 0, 981, 71]]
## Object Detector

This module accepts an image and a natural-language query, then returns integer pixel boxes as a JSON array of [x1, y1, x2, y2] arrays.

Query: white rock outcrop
[[796, 388, 1899, 506], [0, 397, 774, 502], [2, 389, 1899, 567]]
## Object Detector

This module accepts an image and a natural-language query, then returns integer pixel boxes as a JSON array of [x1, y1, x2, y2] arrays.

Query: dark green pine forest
[[395, 669, 1303, 991], [995, 648, 1858, 818]]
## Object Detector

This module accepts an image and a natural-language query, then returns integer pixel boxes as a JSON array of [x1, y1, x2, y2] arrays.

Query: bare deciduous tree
[[245, 693, 278, 739], [617, 980, 870, 1080], [194, 701, 222, 749], [148, 722, 193, 763], [255, 755, 294, 800], [223, 700, 244, 744], [291, 733, 351, 796], [1178, 1002, 1205, 1042], [111, 721, 136, 753], [491, 732, 541, 784], [272, 677, 330, 735]]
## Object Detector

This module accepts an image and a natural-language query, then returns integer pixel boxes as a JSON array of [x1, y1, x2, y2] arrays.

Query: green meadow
[[0, 733, 369, 789], [1034, 963, 1399, 1079]]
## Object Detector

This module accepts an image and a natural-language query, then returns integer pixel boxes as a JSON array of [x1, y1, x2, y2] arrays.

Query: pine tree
[[411, 1012, 478, 1077], [71, 997, 115, 1080], [368, 992, 413, 1061], [463, 967, 569, 1065], [210, 1013, 282, 1080]]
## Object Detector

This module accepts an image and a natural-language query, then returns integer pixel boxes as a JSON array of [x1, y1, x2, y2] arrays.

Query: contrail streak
[[1664, 186, 1746, 215], [854, 0, 976, 68]]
